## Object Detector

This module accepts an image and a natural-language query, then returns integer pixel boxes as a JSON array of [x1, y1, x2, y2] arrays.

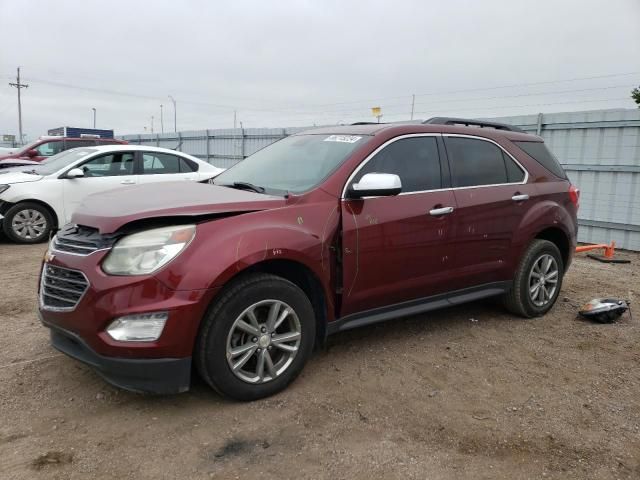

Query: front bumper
[[38, 250, 220, 394], [44, 321, 191, 394]]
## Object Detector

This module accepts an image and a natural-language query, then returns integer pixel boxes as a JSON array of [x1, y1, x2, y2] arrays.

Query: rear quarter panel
[[508, 179, 577, 272]]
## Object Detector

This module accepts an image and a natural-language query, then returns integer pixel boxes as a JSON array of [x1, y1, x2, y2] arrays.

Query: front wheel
[[503, 239, 564, 318], [195, 273, 316, 401], [2, 202, 54, 244]]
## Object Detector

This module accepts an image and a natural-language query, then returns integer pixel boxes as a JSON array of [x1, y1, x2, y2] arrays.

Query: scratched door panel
[[340, 191, 457, 316]]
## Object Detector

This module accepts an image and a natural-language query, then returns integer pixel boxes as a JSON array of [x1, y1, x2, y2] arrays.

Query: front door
[[62, 151, 138, 223], [340, 135, 457, 316]]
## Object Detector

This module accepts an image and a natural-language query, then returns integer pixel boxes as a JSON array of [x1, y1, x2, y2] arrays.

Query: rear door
[[443, 135, 530, 288], [340, 134, 457, 316], [137, 151, 198, 184], [61, 151, 138, 223]]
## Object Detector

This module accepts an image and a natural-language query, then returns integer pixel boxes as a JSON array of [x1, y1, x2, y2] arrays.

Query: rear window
[[514, 141, 566, 179]]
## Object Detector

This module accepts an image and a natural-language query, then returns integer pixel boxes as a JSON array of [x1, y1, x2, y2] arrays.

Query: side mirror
[[348, 173, 402, 198], [26, 149, 38, 158], [66, 168, 85, 178]]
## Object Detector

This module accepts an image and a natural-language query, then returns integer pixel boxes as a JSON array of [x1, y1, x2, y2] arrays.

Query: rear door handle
[[429, 206, 454, 216], [511, 194, 529, 202], [120, 179, 136, 185]]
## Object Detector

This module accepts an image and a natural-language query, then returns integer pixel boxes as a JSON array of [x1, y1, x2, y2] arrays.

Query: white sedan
[[0, 145, 223, 243]]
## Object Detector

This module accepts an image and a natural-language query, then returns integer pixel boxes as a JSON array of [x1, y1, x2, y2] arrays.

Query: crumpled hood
[[0, 171, 43, 183], [72, 181, 287, 233]]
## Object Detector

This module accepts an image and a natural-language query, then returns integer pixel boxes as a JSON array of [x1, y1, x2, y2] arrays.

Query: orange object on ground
[[575, 241, 616, 259]]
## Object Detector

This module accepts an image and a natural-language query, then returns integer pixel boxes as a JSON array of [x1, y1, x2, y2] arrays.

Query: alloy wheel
[[528, 254, 559, 307], [226, 299, 302, 384], [11, 209, 48, 240]]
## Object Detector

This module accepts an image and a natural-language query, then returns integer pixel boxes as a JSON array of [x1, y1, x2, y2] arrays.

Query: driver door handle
[[511, 194, 529, 202], [120, 179, 136, 185], [429, 206, 454, 216]]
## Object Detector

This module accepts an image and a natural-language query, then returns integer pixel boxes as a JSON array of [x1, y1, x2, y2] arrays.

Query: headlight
[[0, 184, 9, 195], [102, 225, 195, 275]]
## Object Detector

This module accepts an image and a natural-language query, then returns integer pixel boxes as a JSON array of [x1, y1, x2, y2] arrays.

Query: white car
[[0, 145, 224, 243]]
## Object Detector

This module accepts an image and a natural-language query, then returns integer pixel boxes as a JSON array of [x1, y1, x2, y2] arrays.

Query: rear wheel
[[2, 202, 54, 244], [503, 239, 564, 318], [196, 273, 315, 401]]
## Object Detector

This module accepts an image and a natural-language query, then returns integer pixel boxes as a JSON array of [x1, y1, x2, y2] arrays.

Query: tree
[[632, 86, 640, 107]]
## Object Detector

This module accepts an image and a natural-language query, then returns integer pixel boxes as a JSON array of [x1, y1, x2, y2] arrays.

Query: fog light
[[106, 312, 168, 342]]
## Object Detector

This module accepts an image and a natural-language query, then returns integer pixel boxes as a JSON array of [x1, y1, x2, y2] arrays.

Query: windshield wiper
[[219, 181, 266, 194], [21, 169, 39, 175]]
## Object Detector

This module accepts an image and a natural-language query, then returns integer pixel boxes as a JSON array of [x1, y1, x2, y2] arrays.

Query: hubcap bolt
[[252, 337, 258, 342], [261, 327, 267, 333], [257, 348, 261, 352], [268, 346, 272, 350]]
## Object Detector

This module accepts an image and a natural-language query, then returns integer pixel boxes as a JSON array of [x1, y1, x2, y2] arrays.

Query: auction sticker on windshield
[[323, 135, 362, 143]]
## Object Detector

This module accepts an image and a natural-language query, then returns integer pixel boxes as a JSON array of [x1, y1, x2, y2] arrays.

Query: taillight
[[569, 184, 580, 208]]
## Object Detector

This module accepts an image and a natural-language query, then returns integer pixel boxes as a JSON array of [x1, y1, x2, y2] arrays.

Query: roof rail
[[350, 121, 386, 125], [423, 117, 525, 133]]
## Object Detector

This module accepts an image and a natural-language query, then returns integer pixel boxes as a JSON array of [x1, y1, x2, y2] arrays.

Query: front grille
[[53, 224, 118, 255], [40, 264, 89, 311]]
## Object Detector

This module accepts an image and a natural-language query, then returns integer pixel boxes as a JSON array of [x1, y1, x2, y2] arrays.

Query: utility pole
[[233, 110, 237, 129], [151, 115, 154, 134], [410, 94, 415, 120], [160, 104, 164, 133], [168, 95, 177, 132], [9, 67, 28, 145], [92, 108, 96, 128]]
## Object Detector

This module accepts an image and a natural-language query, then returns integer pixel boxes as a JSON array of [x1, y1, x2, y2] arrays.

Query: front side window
[[33, 148, 97, 176], [214, 134, 367, 195], [353, 136, 442, 193], [35, 141, 64, 156], [142, 153, 181, 174], [81, 152, 135, 177], [446, 137, 523, 187]]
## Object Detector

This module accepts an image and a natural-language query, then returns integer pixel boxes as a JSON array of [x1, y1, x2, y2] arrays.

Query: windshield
[[15, 140, 41, 155], [214, 134, 367, 194], [33, 148, 97, 176]]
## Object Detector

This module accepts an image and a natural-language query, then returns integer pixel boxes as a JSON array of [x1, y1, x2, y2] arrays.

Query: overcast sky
[[1, 0, 639, 141]]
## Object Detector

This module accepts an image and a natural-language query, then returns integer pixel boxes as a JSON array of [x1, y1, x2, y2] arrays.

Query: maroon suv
[[38, 118, 579, 400]]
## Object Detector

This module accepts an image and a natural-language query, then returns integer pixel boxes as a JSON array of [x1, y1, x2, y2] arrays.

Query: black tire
[[2, 202, 54, 244], [195, 273, 316, 401], [503, 239, 564, 318]]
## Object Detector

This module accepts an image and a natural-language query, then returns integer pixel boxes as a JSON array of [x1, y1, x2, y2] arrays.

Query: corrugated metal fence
[[121, 108, 640, 251], [122, 127, 308, 169]]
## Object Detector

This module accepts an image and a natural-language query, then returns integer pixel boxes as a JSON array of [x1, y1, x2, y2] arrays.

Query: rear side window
[[447, 137, 511, 187], [514, 141, 566, 179], [504, 152, 525, 183], [179, 157, 198, 172], [142, 153, 181, 174], [354, 136, 442, 193], [65, 140, 96, 149]]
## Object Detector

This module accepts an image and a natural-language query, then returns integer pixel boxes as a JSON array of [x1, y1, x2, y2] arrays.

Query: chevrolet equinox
[[38, 118, 579, 400]]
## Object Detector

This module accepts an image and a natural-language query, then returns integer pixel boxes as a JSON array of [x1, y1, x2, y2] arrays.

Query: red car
[[0, 136, 127, 168], [38, 118, 579, 400]]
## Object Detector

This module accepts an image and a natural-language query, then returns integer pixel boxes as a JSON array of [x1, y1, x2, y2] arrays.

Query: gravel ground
[[0, 238, 638, 480]]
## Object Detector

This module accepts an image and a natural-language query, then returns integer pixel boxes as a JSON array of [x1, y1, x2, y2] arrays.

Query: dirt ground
[[0, 238, 638, 480]]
